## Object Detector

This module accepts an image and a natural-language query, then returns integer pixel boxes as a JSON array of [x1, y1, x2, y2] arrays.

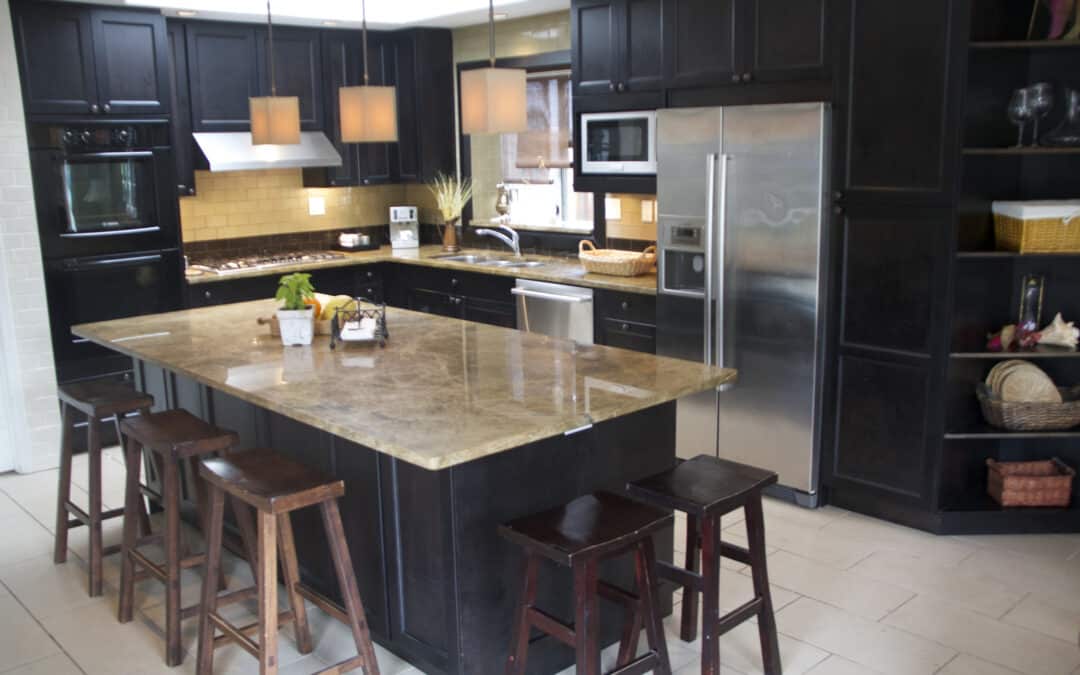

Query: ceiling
[[69, 0, 569, 28]]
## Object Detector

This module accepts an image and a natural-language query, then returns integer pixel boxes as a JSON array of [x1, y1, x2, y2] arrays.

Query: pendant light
[[250, 0, 301, 145], [340, 0, 399, 142], [460, 0, 527, 135]]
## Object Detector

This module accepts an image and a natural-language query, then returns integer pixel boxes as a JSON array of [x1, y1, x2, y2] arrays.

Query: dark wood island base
[[136, 359, 676, 675]]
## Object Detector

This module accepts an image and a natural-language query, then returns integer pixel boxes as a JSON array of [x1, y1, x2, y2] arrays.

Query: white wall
[[0, 0, 62, 473]]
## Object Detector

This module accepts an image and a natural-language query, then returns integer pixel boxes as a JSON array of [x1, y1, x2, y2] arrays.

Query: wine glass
[[1007, 88, 1034, 148], [1028, 82, 1054, 147]]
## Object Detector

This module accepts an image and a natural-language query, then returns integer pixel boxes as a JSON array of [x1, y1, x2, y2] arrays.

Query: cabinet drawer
[[597, 289, 656, 324], [600, 318, 656, 354], [407, 266, 514, 303]]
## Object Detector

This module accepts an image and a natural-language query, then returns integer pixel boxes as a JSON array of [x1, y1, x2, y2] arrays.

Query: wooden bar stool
[[196, 450, 381, 675], [117, 409, 239, 667], [627, 455, 781, 675], [54, 379, 154, 597], [499, 491, 674, 675]]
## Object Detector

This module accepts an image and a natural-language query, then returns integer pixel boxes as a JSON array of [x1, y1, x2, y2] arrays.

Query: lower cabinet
[[400, 266, 516, 329], [186, 265, 384, 308], [598, 318, 656, 353], [593, 289, 657, 353]]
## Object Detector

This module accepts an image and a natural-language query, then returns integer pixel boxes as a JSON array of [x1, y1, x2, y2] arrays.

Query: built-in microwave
[[580, 111, 657, 175]]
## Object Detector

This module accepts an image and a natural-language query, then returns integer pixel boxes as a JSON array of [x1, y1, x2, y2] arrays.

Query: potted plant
[[275, 272, 316, 346], [428, 172, 473, 253]]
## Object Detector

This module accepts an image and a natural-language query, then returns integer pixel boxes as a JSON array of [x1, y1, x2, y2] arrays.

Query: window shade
[[507, 72, 572, 172]]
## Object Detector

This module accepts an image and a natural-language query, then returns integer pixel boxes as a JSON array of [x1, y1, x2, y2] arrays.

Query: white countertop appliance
[[389, 205, 419, 250]]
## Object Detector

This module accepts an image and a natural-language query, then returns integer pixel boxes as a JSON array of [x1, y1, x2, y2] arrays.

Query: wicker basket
[[977, 384, 1080, 431], [986, 458, 1075, 508], [578, 240, 656, 277], [992, 200, 1080, 253]]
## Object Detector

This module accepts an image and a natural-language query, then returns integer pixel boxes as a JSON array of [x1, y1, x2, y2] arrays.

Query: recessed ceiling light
[[176, 9, 197, 16], [322, 20, 337, 26], [493, 12, 509, 20]]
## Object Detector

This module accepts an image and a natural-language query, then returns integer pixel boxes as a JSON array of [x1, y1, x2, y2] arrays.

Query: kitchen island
[[73, 300, 735, 674]]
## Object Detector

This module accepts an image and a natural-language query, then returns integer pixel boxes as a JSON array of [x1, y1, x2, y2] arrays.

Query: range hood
[[193, 131, 342, 172]]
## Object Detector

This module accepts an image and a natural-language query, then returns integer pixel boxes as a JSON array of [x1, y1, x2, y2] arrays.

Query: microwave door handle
[[716, 154, 731, 370], [703, 154, 718, 366]]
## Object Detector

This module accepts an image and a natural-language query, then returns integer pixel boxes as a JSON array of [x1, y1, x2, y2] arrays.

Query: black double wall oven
[[30, 119, 182, 383]]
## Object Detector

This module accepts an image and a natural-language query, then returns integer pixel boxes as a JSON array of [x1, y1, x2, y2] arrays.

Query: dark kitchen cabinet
[[662, 0, 739, 89], [167, 21, 196, 197], [185, 266, 377, 308], [185, 22, 260, 132], [402, 266, 516, 329], [594, 290, 656, 353], [393, 29, 455, 183], [13, 1, 170, 116], [255, 26, 323, 131], [572, 0, 665, 96]]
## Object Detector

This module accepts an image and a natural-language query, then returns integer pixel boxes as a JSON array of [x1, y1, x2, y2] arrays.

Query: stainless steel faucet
[[474, 224, 521, 257]]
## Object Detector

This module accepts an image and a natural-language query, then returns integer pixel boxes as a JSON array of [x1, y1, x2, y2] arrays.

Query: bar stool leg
[[256, 510, 280, 675], [196, 484, 226, 675], [320, 499, 381, 675], [505, 553, 538, 675], [87, 417, 105, 597], [637, 537, 672, 675], [53, 404, 75, 565], [700, 513, 721, 675], [681, 513, 701, 642], [163, 457, 184, 667], [115, 410, 152, 538], [188, 456, 228, 592], [276, 513, 313, 655], [744, 497, 781, 675], [118, 436, 144, 623], [572, 557, 600, 675]]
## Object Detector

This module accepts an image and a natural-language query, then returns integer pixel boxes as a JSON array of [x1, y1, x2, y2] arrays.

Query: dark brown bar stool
[[117, 409, 239, 667], [499, 491, 674, 675], [627, 455, 781, 675], [195, 450, 381, 675], [54, 379, 154, 597]]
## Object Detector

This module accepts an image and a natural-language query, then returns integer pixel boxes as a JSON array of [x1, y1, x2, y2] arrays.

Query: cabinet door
[[663, 0, 739, 89], [463, 297, 516, 329], [394, 29, 454, 183], [14, 1, 99, 115], [572, 0, 621, 96], [186, 23, 259, 132], [408, 288, 461, 319], [355, 34, 394, 184], [599, 318, 656, 353], [742, 0, 829, 84], [621, 0, 665, 92], [318, 31, 361, 187], [91, 9, 170, 115], [256, 27, 323, 131], [167, 22, 195, 196]]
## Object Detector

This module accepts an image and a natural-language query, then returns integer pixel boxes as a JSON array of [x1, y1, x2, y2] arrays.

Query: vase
[[441, 217, 461, 253], [277, 306, 315, 346], [1043, 89, 1080, 147]]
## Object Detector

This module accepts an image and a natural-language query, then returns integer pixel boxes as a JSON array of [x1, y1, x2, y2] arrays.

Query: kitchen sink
[[432, 254, 545, 269], [432, 254, 497, 264]]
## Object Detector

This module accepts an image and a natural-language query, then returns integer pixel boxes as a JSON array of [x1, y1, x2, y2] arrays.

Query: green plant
[[275, 272, 315, 311], [428, 172, 473, 222]]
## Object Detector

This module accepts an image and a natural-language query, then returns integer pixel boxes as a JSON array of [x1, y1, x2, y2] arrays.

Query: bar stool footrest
[[657, 560, 703, 593], [609, 652, 660, 675], [314, 654, 367, 675], [716, 597, 763, 637], [527, 607, 576, 647]]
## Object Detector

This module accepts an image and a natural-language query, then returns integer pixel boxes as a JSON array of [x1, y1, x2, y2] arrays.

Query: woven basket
[[993, 210, 1080, 253], [987, 458, 1074, 508], [977, 384, 1080, 431], [578, 240, 656, 277]]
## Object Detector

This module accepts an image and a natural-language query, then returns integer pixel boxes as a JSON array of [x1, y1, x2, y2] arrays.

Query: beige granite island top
[[73, 300, 734, 471], [186, 245, 659, 296]]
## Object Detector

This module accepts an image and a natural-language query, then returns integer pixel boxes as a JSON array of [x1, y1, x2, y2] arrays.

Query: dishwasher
[[512, 279, 594, 344]]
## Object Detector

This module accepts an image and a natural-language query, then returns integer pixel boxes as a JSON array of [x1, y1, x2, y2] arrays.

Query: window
[[467, 68, 593, 233]]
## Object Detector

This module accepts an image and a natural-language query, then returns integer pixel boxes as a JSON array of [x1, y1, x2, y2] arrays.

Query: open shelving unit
[[940, 1, 1080, 533]]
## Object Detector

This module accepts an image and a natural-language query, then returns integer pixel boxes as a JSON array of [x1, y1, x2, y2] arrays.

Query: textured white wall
[[0, 0, 61, 473]]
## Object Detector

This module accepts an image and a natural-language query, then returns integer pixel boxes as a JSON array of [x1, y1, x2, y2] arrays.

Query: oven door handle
[[511, 288, 593, 304], [66, 150, 154, 160], [59, 225, 161, 239], [61, 253, 163, 271]]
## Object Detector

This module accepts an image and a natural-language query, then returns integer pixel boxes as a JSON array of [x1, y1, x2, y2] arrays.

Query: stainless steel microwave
[[580, 111, 657, 175]]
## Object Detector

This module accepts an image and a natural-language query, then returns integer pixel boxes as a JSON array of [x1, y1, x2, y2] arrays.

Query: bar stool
[[499, 491, 673, 675], [117, 409, 239, 667], [195, 450, 381, 675], [54, 379, 154, 597], [627, 455, 781, 675]]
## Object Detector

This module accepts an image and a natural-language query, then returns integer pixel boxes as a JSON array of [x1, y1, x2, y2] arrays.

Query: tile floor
[[0, 449, 1079, 674]]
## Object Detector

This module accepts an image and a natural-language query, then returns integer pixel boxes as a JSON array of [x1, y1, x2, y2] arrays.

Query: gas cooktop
[[189, 251, 346, 276]]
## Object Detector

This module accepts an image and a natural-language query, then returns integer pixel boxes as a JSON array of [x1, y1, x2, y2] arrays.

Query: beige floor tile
[[955, 533, 1080, 563], [883, 595, 1080, 675], [726, 516, 874, 571], [13, 482, 89, 536], [0, 487, 22, 519], [665, 611, 829, 675], [0, 470, 59, 505], [776, 597, 955, 675], [0, 595, 63, 672], [0, 653, 83, 675], [1001, 592, 1080, 645], [805, 654, 882, 674], [818, 513, 975, 567], [849, 550, 1024, 618], [663, 570, 800, 644], [308, 606, 419, 675], [0, 512, 54, 568], [937, 654, 1024, 675], [960, 547, 1080, 607], [0, 552, 101, 619], [761, 498, 850, 530], [673, 656, 746, 674], [762, 550, 912, 621]]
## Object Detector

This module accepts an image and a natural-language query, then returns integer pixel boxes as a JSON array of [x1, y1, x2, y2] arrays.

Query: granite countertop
[[73, 300, 734, 470], [185, 245, 659, 296]]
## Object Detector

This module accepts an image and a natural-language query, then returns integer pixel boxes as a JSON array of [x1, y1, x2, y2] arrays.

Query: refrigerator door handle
[[703, 153, 718, 366], [716, 154, 731, 371]]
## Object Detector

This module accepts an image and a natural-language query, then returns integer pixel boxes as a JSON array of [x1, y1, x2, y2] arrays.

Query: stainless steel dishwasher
[[512, 279, 594, 344]]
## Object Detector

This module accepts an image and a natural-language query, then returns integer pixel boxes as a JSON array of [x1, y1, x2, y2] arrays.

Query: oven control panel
[[60, 126, 137, 148]]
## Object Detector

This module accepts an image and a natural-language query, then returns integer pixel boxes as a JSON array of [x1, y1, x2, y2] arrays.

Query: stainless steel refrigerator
[[656, 103, 830, 506]]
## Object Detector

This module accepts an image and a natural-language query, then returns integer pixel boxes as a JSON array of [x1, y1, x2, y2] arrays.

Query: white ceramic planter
[[277, 307, 314, 346]]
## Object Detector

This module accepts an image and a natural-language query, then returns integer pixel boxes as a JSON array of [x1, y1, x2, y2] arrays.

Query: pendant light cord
[[362, 0, 369, 85], [488, 0, 495, 67], [266, 0, 276, 95]]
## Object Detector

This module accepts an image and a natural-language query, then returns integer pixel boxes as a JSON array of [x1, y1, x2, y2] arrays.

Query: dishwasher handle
[[511, 288, 594, 304]]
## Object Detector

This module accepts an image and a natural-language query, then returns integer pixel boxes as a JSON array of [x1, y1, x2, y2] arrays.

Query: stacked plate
[[985, 360, 1062, 403]]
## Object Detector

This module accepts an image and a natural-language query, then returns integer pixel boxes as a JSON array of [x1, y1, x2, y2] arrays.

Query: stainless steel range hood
[[193, 132, 342, 172]]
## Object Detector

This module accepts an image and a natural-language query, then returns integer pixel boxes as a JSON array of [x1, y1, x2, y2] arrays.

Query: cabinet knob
[[89, 104, 100, 114], [741, 72, 753, 83], [204, 291, 212, 300], [188, 187, 195, 196], [450, 277, 458, 287], [731, 74, 741, 83], [609, 82, 616, 92], [616, 82, 626, 93], [102, 103, 111, 113], [833, 205, 844, 216], [620, 300, 629, 311], [621, 322, 630, 331], [366, 271, 374, 278], [833, 190, 845, 202]]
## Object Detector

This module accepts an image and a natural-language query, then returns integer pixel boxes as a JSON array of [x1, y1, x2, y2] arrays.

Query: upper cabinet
[[255, 27, 324, 131], [663, 0, 739, 88], [572, 0, 665, 96], [14, 1, 170, 116]]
